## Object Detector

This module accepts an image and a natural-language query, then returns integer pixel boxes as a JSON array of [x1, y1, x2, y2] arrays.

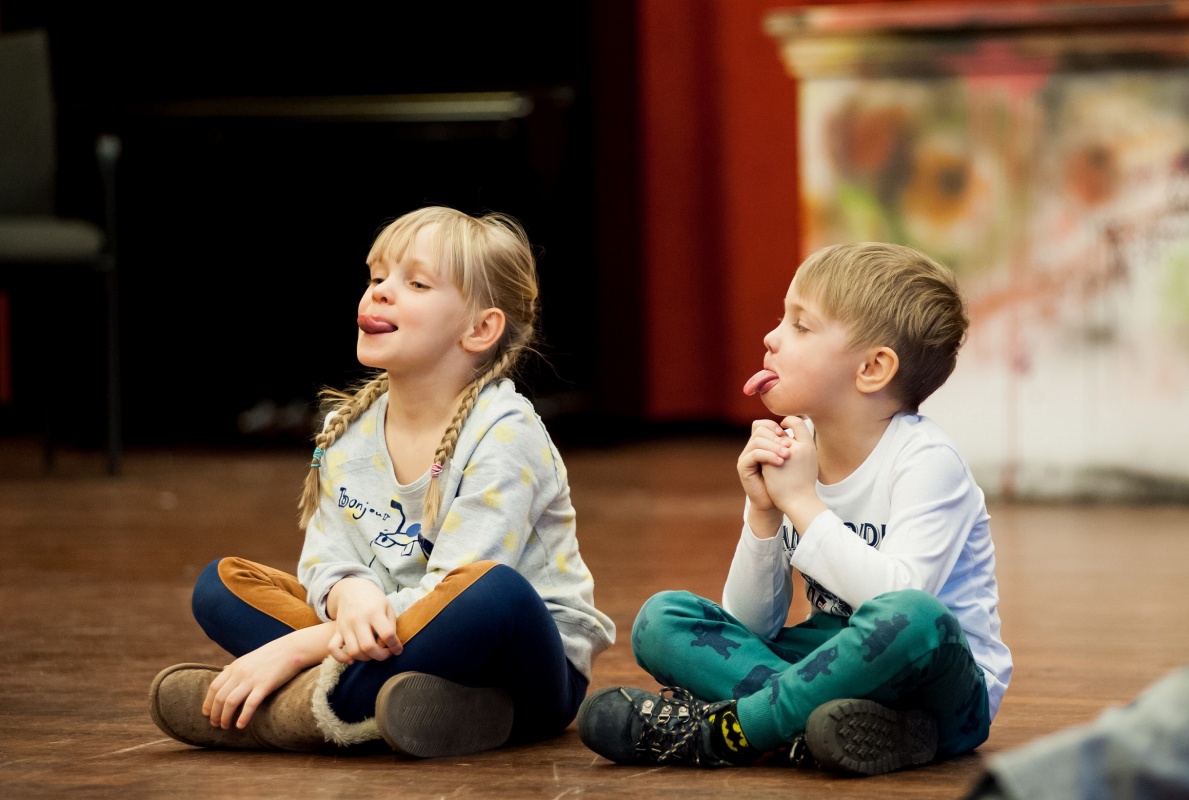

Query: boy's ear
[[856, 346, 899, 394], [462, 307, 506, 354]]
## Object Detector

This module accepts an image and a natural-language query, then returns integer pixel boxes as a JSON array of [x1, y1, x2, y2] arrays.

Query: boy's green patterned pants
[[632, 588, 991, 755]]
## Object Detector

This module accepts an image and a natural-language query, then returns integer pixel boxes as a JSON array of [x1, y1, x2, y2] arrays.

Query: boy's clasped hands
[[737, 416, 826, 540]]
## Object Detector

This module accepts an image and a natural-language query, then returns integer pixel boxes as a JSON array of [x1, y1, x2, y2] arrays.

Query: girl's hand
[[760, 416, 826, 530], [738, 419, 792, 537], [326, 577, 402, 663], [202, 636, 311, 730]]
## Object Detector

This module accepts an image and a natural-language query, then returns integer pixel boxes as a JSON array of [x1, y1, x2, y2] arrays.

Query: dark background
[[0, 0, 650, 452]]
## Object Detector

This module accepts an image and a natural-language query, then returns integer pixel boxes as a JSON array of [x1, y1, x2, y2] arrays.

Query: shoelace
[[622, 686, 713, 765], [787, 735, 816, 768]]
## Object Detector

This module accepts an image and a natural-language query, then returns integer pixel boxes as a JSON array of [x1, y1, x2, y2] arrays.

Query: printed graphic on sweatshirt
[[802, 573, 854, 616], [368, 499, 434, 573], [781, 519, 886, 617]]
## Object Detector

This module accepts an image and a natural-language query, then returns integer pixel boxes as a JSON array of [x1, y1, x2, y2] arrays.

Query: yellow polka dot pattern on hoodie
[[504, 530, 519, 551], [493, 423, 516, 443], [520, 466, 533, 485], [327, 450, 349, 477], [483, 487, 503, 509], [442, 510, 462, 533], [360, 414, 377, 436]]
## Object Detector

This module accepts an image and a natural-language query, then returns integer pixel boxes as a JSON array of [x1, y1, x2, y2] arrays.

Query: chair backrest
[[0, 28, 56, 216]]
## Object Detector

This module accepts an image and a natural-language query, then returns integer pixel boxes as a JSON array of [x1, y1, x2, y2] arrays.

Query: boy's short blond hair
[[794, 242, 968, 412]]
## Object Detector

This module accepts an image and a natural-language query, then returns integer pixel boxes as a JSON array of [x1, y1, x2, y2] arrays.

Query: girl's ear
[[856, 346, 899, 394], [462, 307, 506, 354]]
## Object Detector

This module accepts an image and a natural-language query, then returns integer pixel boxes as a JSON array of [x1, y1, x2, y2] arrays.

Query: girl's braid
[[297, 373, 389, 528], [421, 349, 517, 528]]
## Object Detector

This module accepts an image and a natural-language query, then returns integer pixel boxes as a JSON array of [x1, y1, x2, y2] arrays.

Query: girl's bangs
[[366, 210, 467, 290]]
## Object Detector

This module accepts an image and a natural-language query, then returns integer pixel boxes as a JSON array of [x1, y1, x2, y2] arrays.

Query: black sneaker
[[578, 686, 737, 767], [805, 698, 937, 776]]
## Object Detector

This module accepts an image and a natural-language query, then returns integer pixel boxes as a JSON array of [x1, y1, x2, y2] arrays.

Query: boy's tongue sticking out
[[743, 369, 778, 396], [357, 315, 397, 334]]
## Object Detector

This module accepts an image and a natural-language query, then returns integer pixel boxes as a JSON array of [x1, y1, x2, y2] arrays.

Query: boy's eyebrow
[[784, 297, 808, 316], [785, 297, 826, 327]]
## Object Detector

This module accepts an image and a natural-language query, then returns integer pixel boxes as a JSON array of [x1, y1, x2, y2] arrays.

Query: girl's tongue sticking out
[[357, 315, 397, 334], [743, 369, 778, 396]]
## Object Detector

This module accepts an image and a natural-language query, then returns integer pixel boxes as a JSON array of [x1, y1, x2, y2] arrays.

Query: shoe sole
[[375, 672, 513, 758], [805, 699, 937, 776]]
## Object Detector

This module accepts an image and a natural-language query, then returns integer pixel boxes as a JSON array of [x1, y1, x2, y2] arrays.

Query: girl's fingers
[[202, 670, 227, 716], [332, 631, 358, 662], [372, 615, 401, 656], [221, 680, 256, 730], [208, 694, 224, 727], [330, 632, 353, 663], [386, 624, 403, 655], [236, 689, 265, 729]]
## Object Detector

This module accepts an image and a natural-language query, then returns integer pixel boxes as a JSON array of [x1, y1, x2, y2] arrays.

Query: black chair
[[0, 28, 122, 475]]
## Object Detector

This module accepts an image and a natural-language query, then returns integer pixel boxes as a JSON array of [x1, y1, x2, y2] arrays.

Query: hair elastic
[[310, 447, 325, 469], [429, 463, 443, 479]]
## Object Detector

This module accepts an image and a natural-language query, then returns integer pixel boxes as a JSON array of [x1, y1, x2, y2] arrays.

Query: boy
[[577, 242, 1011, 776]]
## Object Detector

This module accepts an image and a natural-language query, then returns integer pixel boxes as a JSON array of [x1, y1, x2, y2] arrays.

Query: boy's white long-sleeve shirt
[[722, 412, 1012, 719], [297, 378, 615, 680]]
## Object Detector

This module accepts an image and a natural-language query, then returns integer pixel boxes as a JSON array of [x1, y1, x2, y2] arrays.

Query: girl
[[149, 206, 615, 757]]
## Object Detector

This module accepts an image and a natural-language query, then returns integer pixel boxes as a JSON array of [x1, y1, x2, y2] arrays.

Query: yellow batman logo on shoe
[[714, 709, 750, 753]]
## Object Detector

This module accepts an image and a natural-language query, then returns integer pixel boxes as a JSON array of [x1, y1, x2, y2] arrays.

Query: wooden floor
[[2, 436, 1188, 799]]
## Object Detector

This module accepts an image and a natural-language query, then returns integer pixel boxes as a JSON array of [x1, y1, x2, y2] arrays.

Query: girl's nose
[[371, 279, 394, 304]]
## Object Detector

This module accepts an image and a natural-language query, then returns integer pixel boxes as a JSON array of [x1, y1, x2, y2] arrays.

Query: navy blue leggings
[[191, 558, 587, 742]]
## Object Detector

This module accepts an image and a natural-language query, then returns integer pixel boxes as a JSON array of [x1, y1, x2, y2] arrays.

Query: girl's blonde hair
[[297, 206, 539, 529]]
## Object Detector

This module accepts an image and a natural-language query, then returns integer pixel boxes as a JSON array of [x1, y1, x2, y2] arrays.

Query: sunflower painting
[[769, 4, 1189, 499]]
